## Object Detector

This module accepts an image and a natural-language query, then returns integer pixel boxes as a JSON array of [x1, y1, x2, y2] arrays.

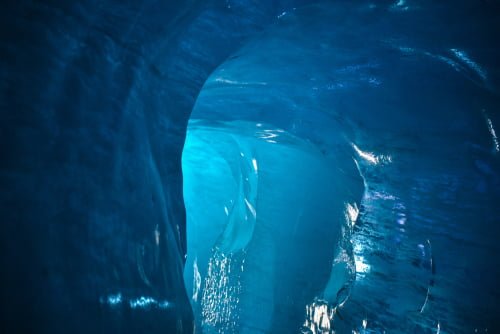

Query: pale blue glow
[[107, 293, 122, 306]]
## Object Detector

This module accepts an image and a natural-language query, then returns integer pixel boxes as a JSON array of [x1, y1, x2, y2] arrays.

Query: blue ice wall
[[183, 1, 500, 333], [0, 0, 309, 333]]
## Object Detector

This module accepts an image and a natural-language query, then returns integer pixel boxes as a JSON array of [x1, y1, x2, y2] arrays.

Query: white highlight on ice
[[352, 144, 378, 164], [346, 203, 359, 227], [257, 128, 284, 144], [107, 293, 122, 305], [277, 11, 287, 19], [193, 257, 201, 302], [215, 77, 268, 86], [129, 296, 170, 309], [391, 0, 409, 11], [486, 117, 499, 153], [100, 294, 171, 309], [450, 48, 488, 81], [353, 243, 371, 275], [252, 158, 258, 172], [244, 198, 257, 218], [355, 255, 370, 274], [352, 143, 392, 165], [303, 300, 334, 333]]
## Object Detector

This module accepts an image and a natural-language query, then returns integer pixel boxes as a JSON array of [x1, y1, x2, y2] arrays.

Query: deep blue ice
[[1, 1, 499, 333]]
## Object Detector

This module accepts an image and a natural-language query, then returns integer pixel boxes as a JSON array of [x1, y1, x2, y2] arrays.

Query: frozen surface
[[1, 0, 499, 333], [183, 2, 500, 333], [183, 120, 362, 333], [0, 1, 307, 333]]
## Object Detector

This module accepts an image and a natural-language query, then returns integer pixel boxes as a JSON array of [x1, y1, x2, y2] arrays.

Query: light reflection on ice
[[193, 257, 201, 302], [485, 117, 499, 153], [106, 293, 122, 305], [450, 48, 488, 82], [353, 144, 378, 164], [201, 251, 244, 333], [251, 158, 258, 172], [302, 299, 335, 334], [391, 0, 410, 11], [352, 143, 392, 165], [354, 254, 371, 275], [99, 294, 171, 309], [214, 77, 268, 86], [346, 202, 359, 228]]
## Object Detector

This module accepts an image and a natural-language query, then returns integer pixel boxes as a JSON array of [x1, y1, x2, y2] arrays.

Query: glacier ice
[[1, 0, 499, 333], [183, 2, 500, 333], [183, 120, 363, 332]]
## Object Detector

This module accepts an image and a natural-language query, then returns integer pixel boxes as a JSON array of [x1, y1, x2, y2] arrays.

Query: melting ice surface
[[183, 2, 500, 333]]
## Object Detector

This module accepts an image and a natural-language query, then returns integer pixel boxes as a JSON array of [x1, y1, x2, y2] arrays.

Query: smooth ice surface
[[183, 120, 362, 333]]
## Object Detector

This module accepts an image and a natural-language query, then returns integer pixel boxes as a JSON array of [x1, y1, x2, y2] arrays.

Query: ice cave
[[1, 1, 499, 333]]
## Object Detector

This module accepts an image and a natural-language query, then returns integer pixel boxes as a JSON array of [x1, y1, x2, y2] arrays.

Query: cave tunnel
[[1, 1, 499, 333]]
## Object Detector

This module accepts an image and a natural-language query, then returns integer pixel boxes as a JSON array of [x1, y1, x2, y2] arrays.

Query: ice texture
[[183, 2, 500, 333], [0, 1, 308, 333], [1, 1, 499, 333]]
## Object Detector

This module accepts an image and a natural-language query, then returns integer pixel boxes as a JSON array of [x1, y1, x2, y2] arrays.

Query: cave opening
[[180, 5, 367, 332], [180, 2, 500, 333]]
